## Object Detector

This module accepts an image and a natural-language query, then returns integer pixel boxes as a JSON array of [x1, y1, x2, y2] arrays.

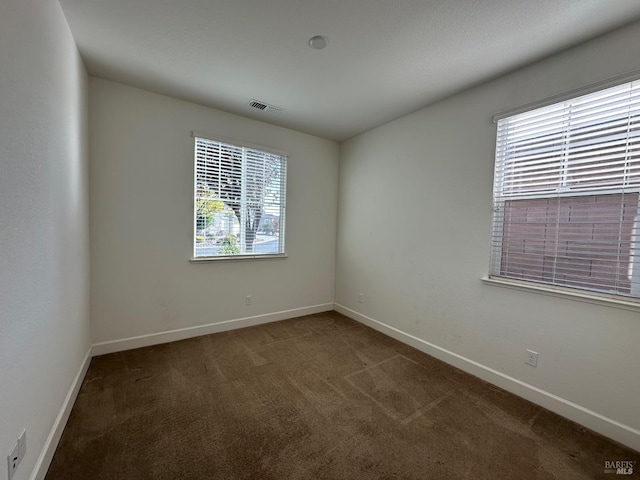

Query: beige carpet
[[46, 311, 638, 479]]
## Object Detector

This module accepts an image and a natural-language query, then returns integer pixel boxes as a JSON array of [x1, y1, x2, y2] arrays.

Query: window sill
[[481, 276, 640, 312], [190, 253, 288, 263]]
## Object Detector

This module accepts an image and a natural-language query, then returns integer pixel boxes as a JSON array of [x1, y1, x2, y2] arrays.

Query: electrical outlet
[[358, 293, 364, 304], [7, 441, 19, 480], [17, 430, 26, 463], [526, 349, 538, 367], [245, 295, 252, 306]]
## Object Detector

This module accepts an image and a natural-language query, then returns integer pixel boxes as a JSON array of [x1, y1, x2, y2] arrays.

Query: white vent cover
[[247, 99, 284, 114]]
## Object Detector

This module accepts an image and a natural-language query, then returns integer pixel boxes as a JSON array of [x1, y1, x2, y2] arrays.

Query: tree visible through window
[[193, 135, 287, 258], [490, 80, 640, 299]]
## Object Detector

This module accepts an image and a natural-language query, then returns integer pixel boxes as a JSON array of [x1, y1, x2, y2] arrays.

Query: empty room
[[2, 0, 640, 479]]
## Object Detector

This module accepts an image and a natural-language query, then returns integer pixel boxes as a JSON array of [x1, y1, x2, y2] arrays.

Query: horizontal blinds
[[196, 140, 242, 203], [490, 80, 640, 298], [495, 82, 640, 198], [194, 137, 287, 257]]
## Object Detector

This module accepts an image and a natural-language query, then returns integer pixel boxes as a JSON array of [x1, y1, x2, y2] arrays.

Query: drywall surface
[[0, 1, 90, 479], [336, 20, 640, 441], [89, 78, 338, 343]]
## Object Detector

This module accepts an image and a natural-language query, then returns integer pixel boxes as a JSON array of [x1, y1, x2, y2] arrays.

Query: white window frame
[[190, 131, 288, 262], [486, 79, 640, 306]]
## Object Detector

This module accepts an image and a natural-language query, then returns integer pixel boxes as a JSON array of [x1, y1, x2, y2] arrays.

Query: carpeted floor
[[46, 311, 638, 479]]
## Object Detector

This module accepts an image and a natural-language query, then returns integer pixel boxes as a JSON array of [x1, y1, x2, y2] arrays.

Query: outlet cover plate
[[526, 349, 538, 367]]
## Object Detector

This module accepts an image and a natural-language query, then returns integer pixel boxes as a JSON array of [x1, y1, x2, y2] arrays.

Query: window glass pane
[[499, 194, 638, 294], [491, 79, 640, 299], [194, 137, 286, 258]]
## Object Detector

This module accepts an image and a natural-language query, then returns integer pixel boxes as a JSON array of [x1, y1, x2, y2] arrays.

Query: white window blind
[[490, 80, 640, 299], [194, 136, 287, 258]]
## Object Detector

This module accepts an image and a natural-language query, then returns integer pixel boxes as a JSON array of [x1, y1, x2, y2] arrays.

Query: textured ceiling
[[59, 0, 640, 141]]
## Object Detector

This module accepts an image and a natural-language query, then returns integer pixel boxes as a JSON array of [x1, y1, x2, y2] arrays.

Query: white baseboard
[[334, 303, 640, 452], [30, 348, 92, 480], [91, 303, 334, 356], [29, 301, 638, 480]]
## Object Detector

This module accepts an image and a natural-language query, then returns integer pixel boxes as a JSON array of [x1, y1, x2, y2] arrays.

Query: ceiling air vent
[[247, 99, 284, 114]]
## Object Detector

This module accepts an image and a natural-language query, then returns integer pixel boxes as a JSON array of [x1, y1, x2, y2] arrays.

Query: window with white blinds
[[490, 80, 640, 299], [194, 135, 287, 258]]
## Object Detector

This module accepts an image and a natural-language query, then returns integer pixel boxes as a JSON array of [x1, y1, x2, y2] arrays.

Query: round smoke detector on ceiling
[[308, 35, 328, 50]]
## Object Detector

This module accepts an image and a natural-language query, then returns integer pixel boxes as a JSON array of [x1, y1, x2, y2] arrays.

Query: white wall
[[0, 1, 90, 479], [336, 21, 640, 450], [89, 78, 338, 346]]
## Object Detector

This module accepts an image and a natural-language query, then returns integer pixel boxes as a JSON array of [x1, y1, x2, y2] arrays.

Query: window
[[489, 80, 640, 300], [193, 134, 287, 259]]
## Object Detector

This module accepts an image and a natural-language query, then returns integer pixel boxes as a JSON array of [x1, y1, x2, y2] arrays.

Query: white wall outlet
[[245, 295, 252, 305], [358, 293, 364, 304], [17, 430, 26, 462], [526, 349, 538, 367], [7, 441, 19, 480]]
